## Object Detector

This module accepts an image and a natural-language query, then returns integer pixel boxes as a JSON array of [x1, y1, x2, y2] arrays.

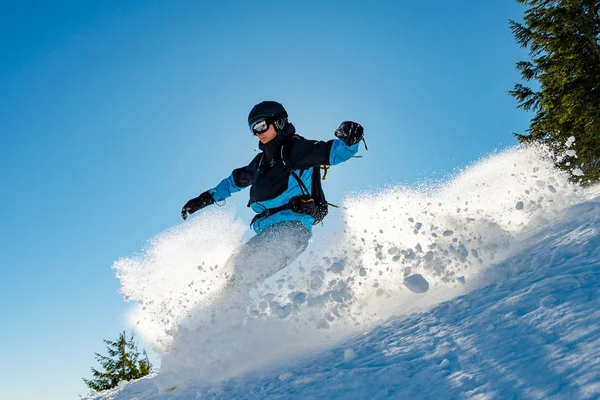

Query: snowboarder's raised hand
[[334, 121, 364, 146], [181, 191, 215, 220]]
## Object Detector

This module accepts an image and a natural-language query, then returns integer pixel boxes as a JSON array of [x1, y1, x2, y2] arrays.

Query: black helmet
[[248, 101, 289, 132]]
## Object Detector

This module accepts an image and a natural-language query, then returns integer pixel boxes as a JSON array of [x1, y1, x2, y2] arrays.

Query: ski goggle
[[249, 118, 270, 135]]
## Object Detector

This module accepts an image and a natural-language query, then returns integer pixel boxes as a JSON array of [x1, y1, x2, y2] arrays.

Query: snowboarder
[[181, 101, 364, 289]]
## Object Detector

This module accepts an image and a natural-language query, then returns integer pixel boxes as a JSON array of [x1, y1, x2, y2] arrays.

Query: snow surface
[[85, 145, 600, 399]]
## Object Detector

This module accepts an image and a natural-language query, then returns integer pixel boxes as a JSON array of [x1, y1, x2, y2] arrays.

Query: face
[[256, 124, 277, 144]]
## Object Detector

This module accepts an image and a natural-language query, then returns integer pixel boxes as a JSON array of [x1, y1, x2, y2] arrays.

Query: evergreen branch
[[509, 83, 542, 111], [516, 60, 539, 80]]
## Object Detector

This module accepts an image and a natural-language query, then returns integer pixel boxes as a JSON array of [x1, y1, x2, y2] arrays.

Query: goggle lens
[[250, 119, 270, 135]]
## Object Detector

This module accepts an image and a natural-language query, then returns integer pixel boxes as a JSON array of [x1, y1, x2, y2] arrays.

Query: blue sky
[[0, 1, 529, 399]]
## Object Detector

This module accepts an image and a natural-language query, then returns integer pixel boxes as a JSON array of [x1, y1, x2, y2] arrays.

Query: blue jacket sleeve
[[208, 175, 243, 202], [329, 139, 359, 165], [207, 154, 260, 202]]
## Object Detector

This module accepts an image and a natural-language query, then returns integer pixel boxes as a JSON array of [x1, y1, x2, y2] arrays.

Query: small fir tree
[[83, 331, 153, 392], [139, 349, 152, 377], [509, 0, 600, 182]]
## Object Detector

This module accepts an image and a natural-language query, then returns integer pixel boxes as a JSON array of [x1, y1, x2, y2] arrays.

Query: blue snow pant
[[224, 220, 311, 290]]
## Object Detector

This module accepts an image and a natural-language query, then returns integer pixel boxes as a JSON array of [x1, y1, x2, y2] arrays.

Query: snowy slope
[[84, 146, 600, 399]]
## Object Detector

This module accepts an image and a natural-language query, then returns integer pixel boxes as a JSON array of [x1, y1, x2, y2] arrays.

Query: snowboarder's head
[[248, 101, 289, 143]]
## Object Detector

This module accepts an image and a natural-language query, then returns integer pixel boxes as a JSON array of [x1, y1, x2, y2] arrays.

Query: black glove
[[334, 121, 364, 146], [181, 191, 215, 220]]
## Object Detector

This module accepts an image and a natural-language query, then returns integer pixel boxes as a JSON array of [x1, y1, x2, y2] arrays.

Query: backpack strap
[[280, 143, 311, 197]]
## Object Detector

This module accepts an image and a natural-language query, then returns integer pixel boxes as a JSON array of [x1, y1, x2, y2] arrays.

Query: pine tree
[[509, 0, 600, 182], [139, 349, 153, 376], [83, 331, 153, 392]]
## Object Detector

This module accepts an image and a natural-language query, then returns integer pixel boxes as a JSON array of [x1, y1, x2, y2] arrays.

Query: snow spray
[[112, 144, 585, 388]]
